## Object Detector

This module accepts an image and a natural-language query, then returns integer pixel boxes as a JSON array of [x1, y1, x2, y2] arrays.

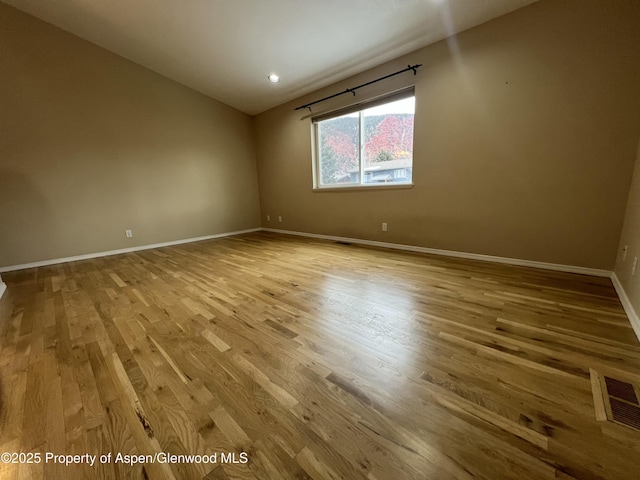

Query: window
[[313, 89, 415, 189]]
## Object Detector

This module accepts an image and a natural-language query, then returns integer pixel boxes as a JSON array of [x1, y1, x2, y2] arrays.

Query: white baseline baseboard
[[262, 227, 611, 277], [0, 280, 6, 300], [0, 228, 261, 273], [610, 272, 640, 342]]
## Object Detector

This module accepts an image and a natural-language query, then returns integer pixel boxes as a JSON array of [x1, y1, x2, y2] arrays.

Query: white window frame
[[311, 88, 415, 191]]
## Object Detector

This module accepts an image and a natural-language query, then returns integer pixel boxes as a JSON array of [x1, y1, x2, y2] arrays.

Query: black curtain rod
[[294, 64, 422, 112]]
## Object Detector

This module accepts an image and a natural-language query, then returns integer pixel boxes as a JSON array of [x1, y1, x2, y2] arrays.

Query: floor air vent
[[609, 398, 640, 430], [590, 368, 640, 431], [604, 376, 638, 404]]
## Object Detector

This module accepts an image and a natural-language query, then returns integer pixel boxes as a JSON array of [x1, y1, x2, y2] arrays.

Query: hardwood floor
[[1, 231, 639, 479]]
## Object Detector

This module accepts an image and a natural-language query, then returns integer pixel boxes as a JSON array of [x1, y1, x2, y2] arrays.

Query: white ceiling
[[4, 0, 538, 115]]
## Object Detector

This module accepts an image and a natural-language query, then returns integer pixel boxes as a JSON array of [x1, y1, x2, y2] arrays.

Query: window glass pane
[[315, 92, 414, 188], [318, 112, 360, 185], [362, 96, 414, 184]]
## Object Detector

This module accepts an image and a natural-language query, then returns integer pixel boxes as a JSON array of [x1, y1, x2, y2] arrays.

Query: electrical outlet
[[382, 222, 388, 232], [267, 215, 270, 222], [623, 245, 628, 260], [633, 256, 638, 275], [125, 229, 133, 238], [278, 216, 282, 223]]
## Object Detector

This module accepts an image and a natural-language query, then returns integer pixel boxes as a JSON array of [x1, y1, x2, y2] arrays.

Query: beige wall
[[615, 139, 640, 311], [255, 0, 640, 270], [0, 3, 261, 267], [3, 0, 640, 272]]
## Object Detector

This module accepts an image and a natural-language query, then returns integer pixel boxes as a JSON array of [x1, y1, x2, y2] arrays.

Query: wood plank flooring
[[1, 231, 639, 479]]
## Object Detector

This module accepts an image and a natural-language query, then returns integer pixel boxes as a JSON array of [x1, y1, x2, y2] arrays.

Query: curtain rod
[[294, 64, 422, 112]]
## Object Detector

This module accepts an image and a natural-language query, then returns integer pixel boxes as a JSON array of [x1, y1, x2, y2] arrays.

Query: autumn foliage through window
[[314, 93, 415, 187]]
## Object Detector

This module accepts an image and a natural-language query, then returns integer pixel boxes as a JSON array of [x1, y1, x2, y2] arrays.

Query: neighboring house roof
[[347, 158, 412, 173], [370, 173, 394, 181]]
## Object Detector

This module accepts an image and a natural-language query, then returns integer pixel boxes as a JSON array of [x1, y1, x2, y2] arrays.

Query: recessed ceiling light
[[268, 73, 280, 83]]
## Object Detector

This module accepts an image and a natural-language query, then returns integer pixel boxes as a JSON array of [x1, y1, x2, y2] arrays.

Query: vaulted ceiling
[[3, 0, 538, 115]]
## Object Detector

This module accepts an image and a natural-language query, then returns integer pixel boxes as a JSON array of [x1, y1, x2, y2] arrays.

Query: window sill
[[312, 183, 414, 193]]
